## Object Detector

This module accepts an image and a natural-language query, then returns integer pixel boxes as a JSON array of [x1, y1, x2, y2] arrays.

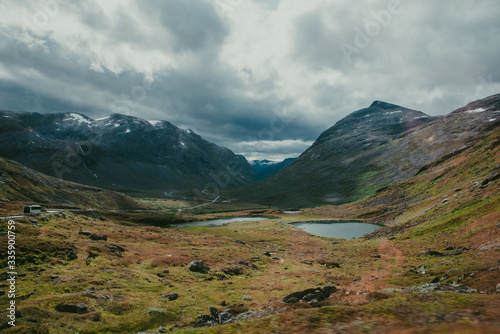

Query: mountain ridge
[[0, 111, 258, 198], [229, 95, 500, 207]]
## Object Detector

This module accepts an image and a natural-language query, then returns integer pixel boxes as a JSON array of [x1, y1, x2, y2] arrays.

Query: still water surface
[[292, 221, 380, 239], [171, 216, 269, 228]]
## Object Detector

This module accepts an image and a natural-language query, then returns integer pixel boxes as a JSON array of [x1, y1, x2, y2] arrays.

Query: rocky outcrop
[[189, 260, 210, 273], [55, 303, 89, 314], [282, 286, 337, 303]]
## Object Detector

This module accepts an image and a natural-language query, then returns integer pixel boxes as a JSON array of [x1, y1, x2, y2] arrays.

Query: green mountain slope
[[0, 156, 147, 213]]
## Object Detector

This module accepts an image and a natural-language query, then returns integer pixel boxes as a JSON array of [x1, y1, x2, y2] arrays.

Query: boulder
[[108, 244, 125, 252], [68, 251, 78, 260], [161, 293, 179, 301], [189, 260, 210, 273], [412, 283, 477, 294], [55, 303, 89, 314], [282, 286, 337, 304], [90, 233, 108, 241], [79, 231, 93, 236]]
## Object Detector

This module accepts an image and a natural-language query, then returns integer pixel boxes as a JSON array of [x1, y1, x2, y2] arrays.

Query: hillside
[[1, 121, 498, 333], [230, 95, 499, 207], [0, 156, 147, 214], [251, 158, 297, 180], [0, 112, 258, 198]]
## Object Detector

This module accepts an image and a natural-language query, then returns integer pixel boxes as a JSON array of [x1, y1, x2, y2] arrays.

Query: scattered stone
[[272, 256, 280, 260], [79, 231, 93, 236], [411, 283, 477, 294], [317, 259, 340, 268], [233, 239, 246, 245], [55, 303, 89, 314], [68, 250, 78, 260], [412, 265, 428, 275], [263, 251, 272, 257], [84, 287, 95, 293], [282, 286, 337, 304], [161, 293, 179, 301], [371, 255, 381, 258], [158, 326, 168, 333], [420, 250, 443, 256], [496, 283, 500, 294], [50, 275, 59, 280], [163, 269, 170, 274], [241, 295, 252, 301], [108, 244, 125, 252], [192, 306, 234, 327], [89, 233, 108, 241], [431, 277, 440, 283], [238, 260, 258, 269], [189, 260, 210, 273]]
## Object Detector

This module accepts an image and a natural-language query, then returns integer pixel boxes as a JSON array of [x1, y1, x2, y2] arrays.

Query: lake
[[291, 221, 381, 239], [170, 216, 270, 228]]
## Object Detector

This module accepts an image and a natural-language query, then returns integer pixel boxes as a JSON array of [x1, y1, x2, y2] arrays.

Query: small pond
[[291, 221, 381, 239], [170, 216, 270, 228]]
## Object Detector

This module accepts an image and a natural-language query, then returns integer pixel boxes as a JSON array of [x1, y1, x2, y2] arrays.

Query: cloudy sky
[[0, 0, 499, 161]]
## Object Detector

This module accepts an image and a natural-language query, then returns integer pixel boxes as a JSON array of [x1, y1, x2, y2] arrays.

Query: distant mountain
[[0, 112, 258, 197], [0, 156, 146, 211], [229, 96, 500, 207], [251, 158, 297, 179]]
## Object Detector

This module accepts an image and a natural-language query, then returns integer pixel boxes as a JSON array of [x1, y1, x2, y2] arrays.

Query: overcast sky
[[0, 0, 499, 161]]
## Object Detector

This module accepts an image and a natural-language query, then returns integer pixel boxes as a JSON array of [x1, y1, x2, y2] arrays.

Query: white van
[[23, 205, 42, 215]]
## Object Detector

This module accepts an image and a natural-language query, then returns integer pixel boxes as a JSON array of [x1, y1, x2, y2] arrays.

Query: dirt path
[[345, 239, 405, 294]]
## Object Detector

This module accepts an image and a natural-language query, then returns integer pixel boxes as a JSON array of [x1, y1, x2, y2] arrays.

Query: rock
[[412, 283, 477, 294], [282, 286, 337, 304], [84, 287, 95, 293], [496, 283, 500, 294], [79, 231, 93, 236], [108, 244, 125, 252], [50, 275, 59, 280], [233, 239, 246, 245], [272, 256, 280, 260], [55, 303, 89, 314], [219, 312, 232, 323], [241, 295, 252, 301], [163, 269, 170, 274], [209, 305, 220, 319], [90, 233, 108, 241], [161, 293, 179, 301], [420, 250, 443, 256], [431, 277, 440, 283], [68, 250, 78, 260], [189, 260, 210, 273], [159, 326, 168, 333], [238, 260, 258, 269], [263, 251, 272, 257]]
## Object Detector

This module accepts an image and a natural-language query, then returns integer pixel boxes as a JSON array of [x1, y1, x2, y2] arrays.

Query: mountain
[[0, 156, 147, 213], [230, 95, 500, 207], [251, 158, 297, 179], [0, 112, 258, 197]]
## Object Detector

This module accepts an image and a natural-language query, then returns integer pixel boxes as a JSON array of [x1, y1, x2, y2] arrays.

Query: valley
[[1, 94, 499, 334]]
